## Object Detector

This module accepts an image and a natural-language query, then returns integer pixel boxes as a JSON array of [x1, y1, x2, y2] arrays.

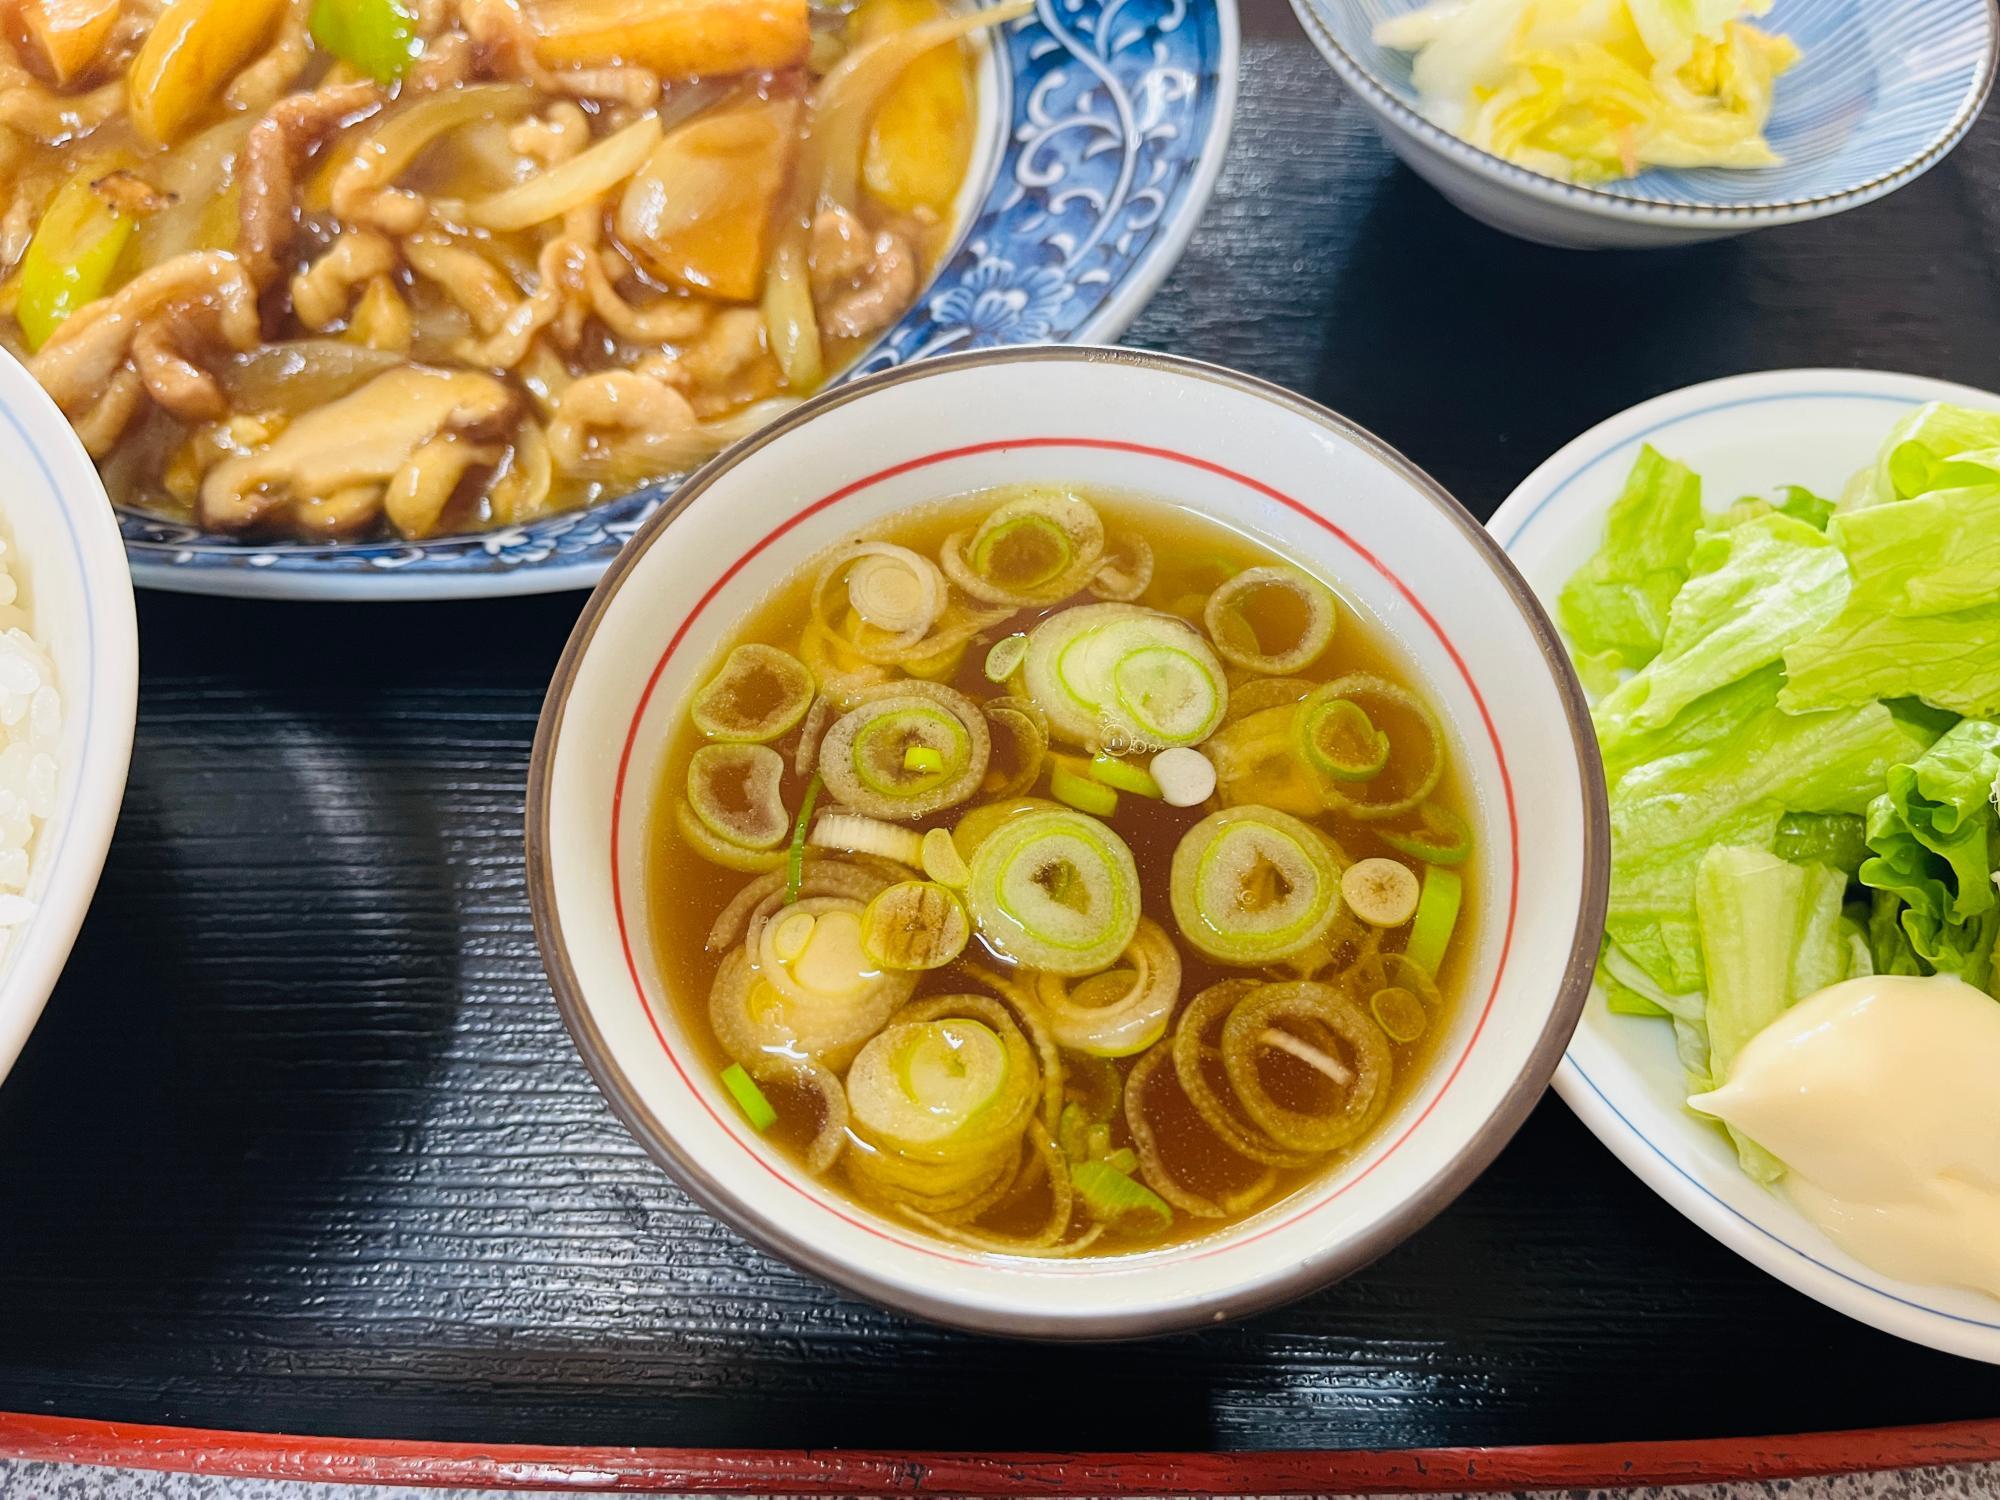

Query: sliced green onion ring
[[1088, 534, 1154, 603], [1168, 980, 1318, 1169], [1301, 675, 1446, 820], [1204, 565, 1338, 675], [687, 743, 790, 849], [1379, 802, 1474, 866], [1405, 865, 1463, 976], [1340, 857, 1419, 928], [810, 542, 945, 661], [966, 807, 1140, 976], [859, 880, 971, 970], [1032, 916, 1180, 1057], [708, 855, 890, 952], [984, 633, 1029, 683], [1203, 704, 1325, 817], [979, 696, 1049, 799], [1022, 603, 1227, 750], [848, 1017, 1013, 1154], [920, 827, 970, 888], [1170, 805, 1343, 965], [1219, 676, 1316, 726], [1297, 697, 1390, 782], [1050, 756, 1118, 816], [1126, 1043, 1280, 1218], [940, 487, 1106, 606], [706, 945, 912, 1072], [1369, 986, 1427, 1044], [675, 797, 789, 873], [1220, 981, 1391, 1153], [819, 681, 990, 820], [691, 644, 815, 743]]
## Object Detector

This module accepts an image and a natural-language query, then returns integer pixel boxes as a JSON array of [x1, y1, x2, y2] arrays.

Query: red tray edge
[[1, 1413, 1997, 1494]]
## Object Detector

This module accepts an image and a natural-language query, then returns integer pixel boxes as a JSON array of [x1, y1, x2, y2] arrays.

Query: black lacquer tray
[[4, 3, 2000, 1488]]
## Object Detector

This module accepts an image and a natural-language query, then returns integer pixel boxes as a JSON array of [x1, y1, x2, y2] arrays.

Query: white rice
[[0, 537, 59, 932]]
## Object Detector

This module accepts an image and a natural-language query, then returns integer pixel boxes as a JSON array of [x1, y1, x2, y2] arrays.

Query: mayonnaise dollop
[[1690, 975, 2000, 1300]]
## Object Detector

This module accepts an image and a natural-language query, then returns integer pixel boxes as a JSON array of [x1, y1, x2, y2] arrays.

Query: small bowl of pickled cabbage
[[1289, 0, 1996, 248], [526, 346, 1608, 1336]]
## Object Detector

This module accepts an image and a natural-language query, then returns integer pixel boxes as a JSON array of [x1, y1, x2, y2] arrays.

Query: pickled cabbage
[[1374, 0, 1800, 184]]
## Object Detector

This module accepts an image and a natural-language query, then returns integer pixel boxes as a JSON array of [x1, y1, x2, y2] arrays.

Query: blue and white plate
[[1491, 369, 2000, 1366], [1291, 0, 1997, 247], [128, 0, 1238, 600]]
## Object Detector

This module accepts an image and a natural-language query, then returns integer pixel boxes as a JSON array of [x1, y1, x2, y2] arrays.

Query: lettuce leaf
[[1852, 402, 2000, 508], [1858, 718, 2000, 990], [1596, 512, 1849, 741], [1606, 693, 1932, 993], [1558, 445, 1703, 678], [1695, 846, 1850, 1181]]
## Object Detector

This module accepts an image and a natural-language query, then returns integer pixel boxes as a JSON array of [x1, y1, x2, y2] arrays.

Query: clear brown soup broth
[[648, 489, 1478, 1254]]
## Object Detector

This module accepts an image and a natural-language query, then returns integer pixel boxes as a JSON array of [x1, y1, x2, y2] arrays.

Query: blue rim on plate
[[122, 0, 1239, 600], [1291, 0, 1997, 221]]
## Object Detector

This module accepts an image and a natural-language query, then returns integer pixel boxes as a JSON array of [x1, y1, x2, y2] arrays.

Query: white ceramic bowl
[[0, 353, 139, 1086], [1490, 367, 2000, 1365], [528, 347, 1607, 1337], [1289, 0, 1998, 249]]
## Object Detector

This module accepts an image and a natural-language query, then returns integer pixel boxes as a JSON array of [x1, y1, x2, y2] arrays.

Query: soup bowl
[[527, 347, 1608, 1336]]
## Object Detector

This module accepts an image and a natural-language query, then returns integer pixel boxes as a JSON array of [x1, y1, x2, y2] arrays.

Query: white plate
[[1489, 368, 2000, 1366]]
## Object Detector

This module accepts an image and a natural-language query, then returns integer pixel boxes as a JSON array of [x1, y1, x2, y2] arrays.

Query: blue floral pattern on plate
[[126, 0, 1237, 599]]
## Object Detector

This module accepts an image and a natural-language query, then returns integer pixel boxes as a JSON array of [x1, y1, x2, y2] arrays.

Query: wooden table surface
[[3, 0, 2000, 1464]]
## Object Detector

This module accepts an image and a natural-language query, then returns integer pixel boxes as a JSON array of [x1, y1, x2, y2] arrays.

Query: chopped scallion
[[1405, 865, 1463, 976], [721, 1063, 778, 1130]]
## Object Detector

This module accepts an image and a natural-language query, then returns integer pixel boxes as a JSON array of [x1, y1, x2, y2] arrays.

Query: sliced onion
[[675, 798, 789, 872], [819, 681, 990, 820], [692, 643, 816, 743], [811, 542, 945, 658], [1022, 603, 1227, 751], [1170, 805, 1343, 966], [980, 695, 1048, 799], [860, 881, 971, 970], [705, 859, 894, 952], [939, 487, 1106, 607], [1221, 982, 1392, 1152], [1089, 534, 1154, 602], [966, 808, 1140, 976], [1204, 565, 1338, 675], [687, 743, 789, 849], [1031, 916, 1180, 1058], [451, 114, 662, 231], [1299, 675, 1446, 820]]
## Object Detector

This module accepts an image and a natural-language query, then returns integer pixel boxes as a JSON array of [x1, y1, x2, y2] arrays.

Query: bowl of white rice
[[0, 350, 137, 1086]]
